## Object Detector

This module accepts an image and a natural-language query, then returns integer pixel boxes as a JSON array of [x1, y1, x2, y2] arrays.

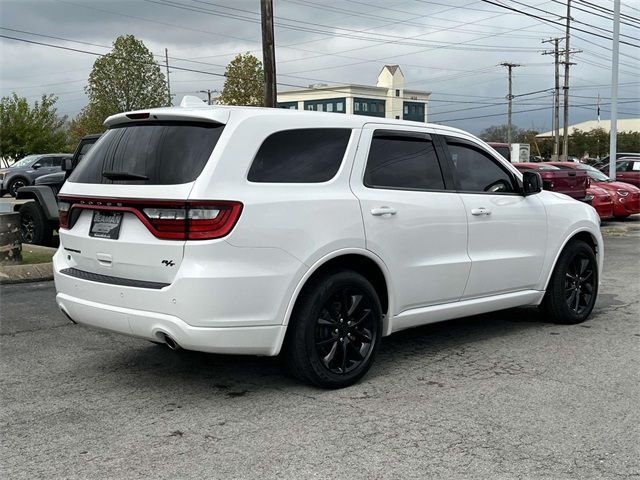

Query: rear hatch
[[58, 113, 236, 285]]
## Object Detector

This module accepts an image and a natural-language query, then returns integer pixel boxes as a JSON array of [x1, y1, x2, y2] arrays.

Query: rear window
[[68, 121, 224, 185], [248, 128, 351, 183]]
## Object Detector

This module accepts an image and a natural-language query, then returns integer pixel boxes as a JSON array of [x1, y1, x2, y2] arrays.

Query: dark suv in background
[[15, 135, 100, 245], [0, 153, 71, 197]]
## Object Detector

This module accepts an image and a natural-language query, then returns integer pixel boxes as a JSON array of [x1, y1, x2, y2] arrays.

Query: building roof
[[536, 118, 640, 138]]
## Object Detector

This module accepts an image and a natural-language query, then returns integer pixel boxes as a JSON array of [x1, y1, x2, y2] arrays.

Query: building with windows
[[277, 65, 430, 122]]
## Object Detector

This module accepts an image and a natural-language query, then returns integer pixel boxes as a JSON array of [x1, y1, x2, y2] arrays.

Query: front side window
[[364, 132, 445, 190], [37, 157, 54, 167], [616, 161, 632, 172], [69, 121, 224, 185], [248, 128, 351, 183], [445, 139, 515, 193]]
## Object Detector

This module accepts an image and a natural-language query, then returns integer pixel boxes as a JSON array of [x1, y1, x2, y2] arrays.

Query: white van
[[54, 98, 603, 388]]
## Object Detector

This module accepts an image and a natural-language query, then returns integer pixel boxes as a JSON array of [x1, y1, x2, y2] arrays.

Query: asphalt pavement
[[1, 233, 639, 479]]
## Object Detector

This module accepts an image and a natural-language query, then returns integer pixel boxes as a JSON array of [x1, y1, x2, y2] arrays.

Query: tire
[[19, 202, 53, 246], [541, 239, 598, 324], [8, 177, 28, 197], [285, 270, 383, 389]]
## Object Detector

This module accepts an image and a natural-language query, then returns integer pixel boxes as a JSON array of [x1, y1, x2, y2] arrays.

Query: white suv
[[54, 98, 603, 388]]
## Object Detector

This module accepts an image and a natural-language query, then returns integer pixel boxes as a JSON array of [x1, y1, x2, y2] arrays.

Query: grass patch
[[20, 249, 54, 265]]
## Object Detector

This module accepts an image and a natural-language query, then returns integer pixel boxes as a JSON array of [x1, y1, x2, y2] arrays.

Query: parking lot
[[1, 222, 639, 479]]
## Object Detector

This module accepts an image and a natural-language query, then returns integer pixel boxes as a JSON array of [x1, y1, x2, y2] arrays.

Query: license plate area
[[89, 211, 123, 239]]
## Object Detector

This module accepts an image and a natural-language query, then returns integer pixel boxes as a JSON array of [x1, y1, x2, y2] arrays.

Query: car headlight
[[617, 189, 629, 197]]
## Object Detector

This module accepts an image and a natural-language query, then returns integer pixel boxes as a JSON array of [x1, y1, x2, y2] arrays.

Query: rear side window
[[69, 121, 224, 185], [364, 132, 445, 190], [248, 128, 351, 183]]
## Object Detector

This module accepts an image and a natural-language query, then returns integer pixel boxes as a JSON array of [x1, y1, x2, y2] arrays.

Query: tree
[[217, 53, 265, 106], [0, 93, 68, 161], [70, 35, 169, 142], [479, 124, 523, 143]]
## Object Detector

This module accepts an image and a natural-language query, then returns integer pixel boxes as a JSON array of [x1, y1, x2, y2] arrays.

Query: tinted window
[[38, 157, 56, 167], [248, 128, 351, 183], [51, 157, 63, 167], [616, 161, 632, 172], [364, 133, 445, 190], [69, 122, 224, 185], [446, 140, 515, 193]]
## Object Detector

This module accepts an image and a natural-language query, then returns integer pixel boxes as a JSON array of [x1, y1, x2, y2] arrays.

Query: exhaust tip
[[161, 333, 181, 351], [60, 308, 77, 324]]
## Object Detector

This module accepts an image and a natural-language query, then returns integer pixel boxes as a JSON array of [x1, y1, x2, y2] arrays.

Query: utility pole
[[260, 0, 277, 107], [500, 62, 520, 148], [562, 0, 572, 161], [609, 0, 621, 181], [165, 48, 172, 106], [199, 89, 215, 105], [542, 38, 562, 160]]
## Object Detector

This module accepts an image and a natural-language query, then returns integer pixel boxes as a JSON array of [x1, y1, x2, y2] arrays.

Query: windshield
[[575, 164, 610, 181], [10, 155, 40, 168], [69, 121, 225, 185]]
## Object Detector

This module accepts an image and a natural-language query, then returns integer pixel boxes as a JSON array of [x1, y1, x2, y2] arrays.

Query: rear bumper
[[56, 292, 287, 356]]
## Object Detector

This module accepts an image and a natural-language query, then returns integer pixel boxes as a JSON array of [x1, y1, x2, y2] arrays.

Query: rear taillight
[[58, 201, 71, 228], [58, 197, 242, 240]]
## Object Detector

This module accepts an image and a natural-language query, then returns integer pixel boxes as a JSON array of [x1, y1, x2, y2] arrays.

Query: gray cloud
[[1, 0, 638, 133]]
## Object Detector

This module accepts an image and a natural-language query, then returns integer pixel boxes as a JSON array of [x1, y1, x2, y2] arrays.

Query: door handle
[[370, 206, 397, 216], [470, 207, 491, 216]]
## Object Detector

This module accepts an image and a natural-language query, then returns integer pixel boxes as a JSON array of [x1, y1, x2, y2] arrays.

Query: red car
[[550, 162, 640, 219], [514, 163, 589, 200], [585, 185, 614, 220], [598, 157, 640, 188]]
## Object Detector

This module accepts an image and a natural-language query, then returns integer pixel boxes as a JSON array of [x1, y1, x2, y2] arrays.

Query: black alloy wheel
[[315, 287, 377, 375], [564, 253, 595, 316], [21, 212, 36, 244], [9, 178, 27, 197], [18, 202, 53, 246], [286, 270, 382, 388], [542, 239, 598, 324]]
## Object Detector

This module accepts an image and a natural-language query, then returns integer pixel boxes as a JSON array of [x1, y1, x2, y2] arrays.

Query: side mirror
[[63, 157, 74, 172], [522, 171, 542, 196], [32, 163, 41, 170]]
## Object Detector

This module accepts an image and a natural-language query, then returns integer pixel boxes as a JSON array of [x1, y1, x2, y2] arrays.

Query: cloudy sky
[[1, 0, 638, 134]]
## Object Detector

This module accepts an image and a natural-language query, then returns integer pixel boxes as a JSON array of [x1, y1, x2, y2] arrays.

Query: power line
[[478, 0, 640, 47]]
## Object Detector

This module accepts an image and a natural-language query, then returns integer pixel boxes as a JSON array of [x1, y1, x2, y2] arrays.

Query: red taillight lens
[[186, 205, 241, 239], [58, 197, 243, 240], [58, 201, 71, 229]]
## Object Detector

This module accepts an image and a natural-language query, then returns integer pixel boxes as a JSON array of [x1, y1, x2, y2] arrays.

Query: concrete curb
[[0, 244, 56, 285]]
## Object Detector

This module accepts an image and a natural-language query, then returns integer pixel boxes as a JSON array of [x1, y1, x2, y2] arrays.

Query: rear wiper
[[102, 171, 149, 181]]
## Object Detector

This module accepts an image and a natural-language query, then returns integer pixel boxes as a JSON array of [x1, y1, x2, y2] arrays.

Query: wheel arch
[[542, 228, 601, 291], [8, 175, 30, 191], [14, 186, 59, 221], [282, 248, 394, 336]]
